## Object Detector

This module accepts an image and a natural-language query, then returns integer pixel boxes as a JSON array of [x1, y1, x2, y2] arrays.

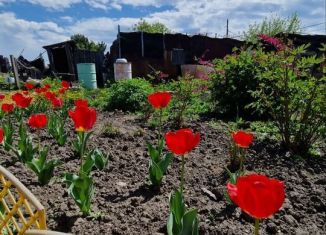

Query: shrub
[[106, 78, 154, 112], [250, 43, 326, 155], [157, 76, 211, 127], [210, 49, 262, 119]]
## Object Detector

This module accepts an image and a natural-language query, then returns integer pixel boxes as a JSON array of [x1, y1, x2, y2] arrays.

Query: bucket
[[77, 63, 97, 89], [114, 59, 132, 81]]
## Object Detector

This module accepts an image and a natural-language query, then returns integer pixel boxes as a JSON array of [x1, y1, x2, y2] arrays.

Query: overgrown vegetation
[[133, 19, 171, 34], [210, 49, 261, 119], [106, 78, 154, 112], [71, 34, 107, 52], [244, 13, 301, 43]]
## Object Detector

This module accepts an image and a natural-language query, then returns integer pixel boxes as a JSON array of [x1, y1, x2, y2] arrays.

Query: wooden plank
[[9, 55, 20, 89]]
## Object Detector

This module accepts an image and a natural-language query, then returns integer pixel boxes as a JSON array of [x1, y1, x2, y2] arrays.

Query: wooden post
[[118, 25, 121, 58], [141, 31, 144, 57], [10, 55, 20, 89]]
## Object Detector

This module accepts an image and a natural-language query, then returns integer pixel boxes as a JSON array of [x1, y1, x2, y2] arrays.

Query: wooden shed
[[43, 41, 106, 87]]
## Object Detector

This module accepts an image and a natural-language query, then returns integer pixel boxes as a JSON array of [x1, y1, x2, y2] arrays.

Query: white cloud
[[60, 16, 74, 23], [24, 0, 82, 10], [0, 12, 68, 59]]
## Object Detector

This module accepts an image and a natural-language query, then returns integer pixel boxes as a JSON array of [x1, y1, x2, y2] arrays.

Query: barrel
[[114, 59, 132, 81], [77, 63, 97, 89]]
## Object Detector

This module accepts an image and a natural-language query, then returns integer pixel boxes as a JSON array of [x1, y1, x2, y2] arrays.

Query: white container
[[114, 58, 132, 81], [6, 76, 15, 84]]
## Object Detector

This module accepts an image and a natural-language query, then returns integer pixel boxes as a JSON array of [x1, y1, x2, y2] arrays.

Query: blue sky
[[0, 0, 325, 60]]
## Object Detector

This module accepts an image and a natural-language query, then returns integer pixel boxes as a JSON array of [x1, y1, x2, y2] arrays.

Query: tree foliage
[[132, 19, 171, 34], [71, 34, 107, 52], [244, 13, 301, 43]]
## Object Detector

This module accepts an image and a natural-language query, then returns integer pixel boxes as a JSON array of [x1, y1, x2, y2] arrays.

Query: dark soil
[[0, 111, 325, 235]]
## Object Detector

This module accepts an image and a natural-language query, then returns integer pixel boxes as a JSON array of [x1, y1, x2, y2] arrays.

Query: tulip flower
[[44, 91, 56, 101], [69, 105, 97, 169], [24, 83, 34, 90], [146, 91, 173, 186], [229, 130, 254, 173], [232, 130, 254, 148], [0, 128, 3, 143], [148, 91, 171, 109], [165, 128, 200, 193], [11, 93, 33, 109], [165, 129, 200, 234], [1, 103, 14, 113], [35, 87, 45, 94], [51, 97, 63, 108], [28, 113, 47, 129], [62, 80, 70, 89], [58, 87, 67, 94], [165, 128, 200, 156], [0, 94, 5, 100], [69, 105, 96, 132], [74, 99, 88, 108], [227, 174, 285, 235], [44, 84, 51, 89]]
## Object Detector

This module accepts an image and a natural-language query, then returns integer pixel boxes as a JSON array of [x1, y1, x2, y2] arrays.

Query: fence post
[[9, 55, 20, 89]]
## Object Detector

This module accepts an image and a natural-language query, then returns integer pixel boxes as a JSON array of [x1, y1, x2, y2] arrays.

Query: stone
[[116, 181, 127, 187], [201, 187, 217, 201]]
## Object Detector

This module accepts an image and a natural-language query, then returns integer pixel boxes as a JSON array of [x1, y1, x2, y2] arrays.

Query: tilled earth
[[0, 111, 325, 235]]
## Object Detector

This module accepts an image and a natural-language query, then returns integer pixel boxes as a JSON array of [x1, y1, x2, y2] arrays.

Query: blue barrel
[[77, 63, 97, 89]]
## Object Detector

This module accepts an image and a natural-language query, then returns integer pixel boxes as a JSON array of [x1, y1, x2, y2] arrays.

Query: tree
[[70, 34, 107, 52], [243, 13, 301, 43], [132, 19, 171, 34]]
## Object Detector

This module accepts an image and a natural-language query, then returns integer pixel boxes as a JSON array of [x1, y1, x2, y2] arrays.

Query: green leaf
[[92, 149, 108, 170], [167, 212, 174, 235], [180, 209, 199, 235], [169, 190, 185, 226], [158, 153, 173, 174], [63, 172, 94, 215], [149, 159, 163, 185], [147, 143, 160, 162]]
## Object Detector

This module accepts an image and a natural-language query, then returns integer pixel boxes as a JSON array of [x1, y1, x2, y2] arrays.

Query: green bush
[[156, 76, 211, 127], [250, 43, 326, 155], [210, 48, 262, 119], [106, 78, 154, 112]]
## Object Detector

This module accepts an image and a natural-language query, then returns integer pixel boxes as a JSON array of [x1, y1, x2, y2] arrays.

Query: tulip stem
[[180, 154, 185, 194], [158, 108, 163, 144], [254, 219, 260, 235], [79, 131, 86, 171]]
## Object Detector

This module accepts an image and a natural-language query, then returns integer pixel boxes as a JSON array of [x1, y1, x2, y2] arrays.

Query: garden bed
[[0, 111, 325, 235]]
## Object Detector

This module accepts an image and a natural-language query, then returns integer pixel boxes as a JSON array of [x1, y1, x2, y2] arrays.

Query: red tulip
[[148, 91, 171, 109], [44, 84, 51, 89], [51, 97, 63, 108], [74, 99, 88, 108], [28, 113, 47, 129], [0, 128, 3, 143], [0, 94, 5, 100], [69, 105, 96, 132], [227, 174, 285, 219], [44, 91, 56, 101], [35, 87, 47, 94], [232, 131, 254, 148], [25, 83, 34, 90], [1, 103, 14, 113], [11, 93, 33, 108], [165, 128, 200, 155], [62, 80, 70, 89], [58, 87, 67, 94]]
